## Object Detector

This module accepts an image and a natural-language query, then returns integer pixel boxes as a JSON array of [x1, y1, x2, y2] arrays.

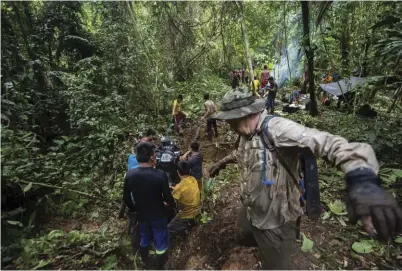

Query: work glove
[[346, 168, 402, 241], [209, 163, 224, 177]]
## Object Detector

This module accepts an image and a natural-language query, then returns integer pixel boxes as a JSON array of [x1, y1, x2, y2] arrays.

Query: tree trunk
[[238, 2, 254, 92], [301, 1, 318, 116], [283, 2, 292, 82]]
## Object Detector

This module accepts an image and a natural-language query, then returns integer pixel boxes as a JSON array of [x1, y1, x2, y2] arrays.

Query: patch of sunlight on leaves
[[101, 255, 117, 270], [301, 233, 314, 252], [328, 200, 347, 216]]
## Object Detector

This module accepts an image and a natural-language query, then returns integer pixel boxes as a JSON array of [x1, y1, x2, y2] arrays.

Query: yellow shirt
[[172, 99, 181, 116], [172, 176, 200, 219], [250, 79, 260, 96]]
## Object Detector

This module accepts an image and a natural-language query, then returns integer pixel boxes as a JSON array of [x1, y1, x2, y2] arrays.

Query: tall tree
[[237, 1, 254, 92], [301, 1, 318, 116]]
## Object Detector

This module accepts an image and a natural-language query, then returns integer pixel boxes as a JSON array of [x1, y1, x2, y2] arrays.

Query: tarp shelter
[[319, 77, 366, 96]]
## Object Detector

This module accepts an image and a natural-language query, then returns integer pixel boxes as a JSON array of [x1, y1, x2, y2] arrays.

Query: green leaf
[[352, 241, 374, 254], [33, 259, 53, 270], [328, 200, 347, 216], [48, 229, 64, 239], [101, 255, 117, 270], [395, 237, 402, 244], [7, 220, 23, 227], [83, 177, 91, 183], [301, 233, 314, 252], [321, 211, 331, 220], [23, 182, 33, 193]]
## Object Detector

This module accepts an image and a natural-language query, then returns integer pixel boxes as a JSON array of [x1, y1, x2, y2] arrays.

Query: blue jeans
[[138, 217, 168, 254]]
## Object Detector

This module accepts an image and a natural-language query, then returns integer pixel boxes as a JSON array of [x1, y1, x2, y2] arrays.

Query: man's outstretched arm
[[262, 117, 402, 241]]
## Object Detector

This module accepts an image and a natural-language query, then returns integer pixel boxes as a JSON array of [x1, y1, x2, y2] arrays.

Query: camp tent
[[319, 77, 366, 97]]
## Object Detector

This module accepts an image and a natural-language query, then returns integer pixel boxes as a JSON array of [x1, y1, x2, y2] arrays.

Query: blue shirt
[[128, 154, 139, 170]]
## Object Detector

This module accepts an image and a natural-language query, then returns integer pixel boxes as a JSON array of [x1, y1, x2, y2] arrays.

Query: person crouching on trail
[[260, 65, 270, 89], [200, 92, 218, 141], [263, 76, 278, 114], [168, 161, 201, 241], [123, 142, 176, 270], [180, 142, 203, 191], [208, 89, 402, 270], [172, 94, 185, 136]]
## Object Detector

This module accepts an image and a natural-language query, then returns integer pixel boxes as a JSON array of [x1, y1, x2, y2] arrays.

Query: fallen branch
[[78, 246, 111, 257], [203, 142, 236, 147], [17, 180, 102, 199]]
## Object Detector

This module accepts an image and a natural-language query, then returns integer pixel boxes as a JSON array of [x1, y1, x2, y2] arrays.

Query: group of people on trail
[[124, 138, 203, 269], [171, 92, 218, 142], [232, 64, 279, 114], [123, 67, 402, 270]]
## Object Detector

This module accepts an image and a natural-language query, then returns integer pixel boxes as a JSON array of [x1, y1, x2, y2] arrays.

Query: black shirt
[[188, 152, 203, 180], [123, 166, 176, 222]]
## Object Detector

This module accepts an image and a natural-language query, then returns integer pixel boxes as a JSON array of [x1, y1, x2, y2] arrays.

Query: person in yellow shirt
[[172, 94, 185, 136], [168, 161, 200, 240], [250, 76, 261, 97]]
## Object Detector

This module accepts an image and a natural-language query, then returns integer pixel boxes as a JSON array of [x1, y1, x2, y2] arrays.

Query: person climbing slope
[[180, 142, 203, 191], [168, 161, 200, 241], [172, 94, 185, 136], [208, 88, 402, 270], [250, 76, 260, 97], [200, 92, 218, 141]]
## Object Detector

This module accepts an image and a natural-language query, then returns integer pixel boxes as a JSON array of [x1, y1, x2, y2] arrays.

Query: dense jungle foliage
[[1, 1, 402, 270]]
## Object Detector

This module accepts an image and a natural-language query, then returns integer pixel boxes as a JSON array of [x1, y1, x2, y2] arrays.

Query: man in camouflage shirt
[[209, 88, 402, 269]]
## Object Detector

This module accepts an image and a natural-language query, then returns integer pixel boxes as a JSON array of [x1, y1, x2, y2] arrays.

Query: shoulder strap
[[259, 115, 302, 193]]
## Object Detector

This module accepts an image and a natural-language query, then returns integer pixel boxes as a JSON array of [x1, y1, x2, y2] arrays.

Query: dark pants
[[265, 94, 276, 114], [235, 206, 296, 270], [168, 215, 194, 241], [173, 113, 185, 135], [206, 118, 218, 141]]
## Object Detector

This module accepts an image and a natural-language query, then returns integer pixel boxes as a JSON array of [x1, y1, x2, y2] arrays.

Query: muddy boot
[[155, 252, 168, 270], [207, 131, 213, 141], [139, 246, 150, 269]]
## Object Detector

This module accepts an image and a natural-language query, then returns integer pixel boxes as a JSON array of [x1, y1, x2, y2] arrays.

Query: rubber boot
[[155, 252, 168, 270], [207, 131, 213, 142], [139, 246, 150, 269]]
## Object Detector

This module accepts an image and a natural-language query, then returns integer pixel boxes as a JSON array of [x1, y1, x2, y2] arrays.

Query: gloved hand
[[209, 163, 224, 177], [346, 168, 402, 241]]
